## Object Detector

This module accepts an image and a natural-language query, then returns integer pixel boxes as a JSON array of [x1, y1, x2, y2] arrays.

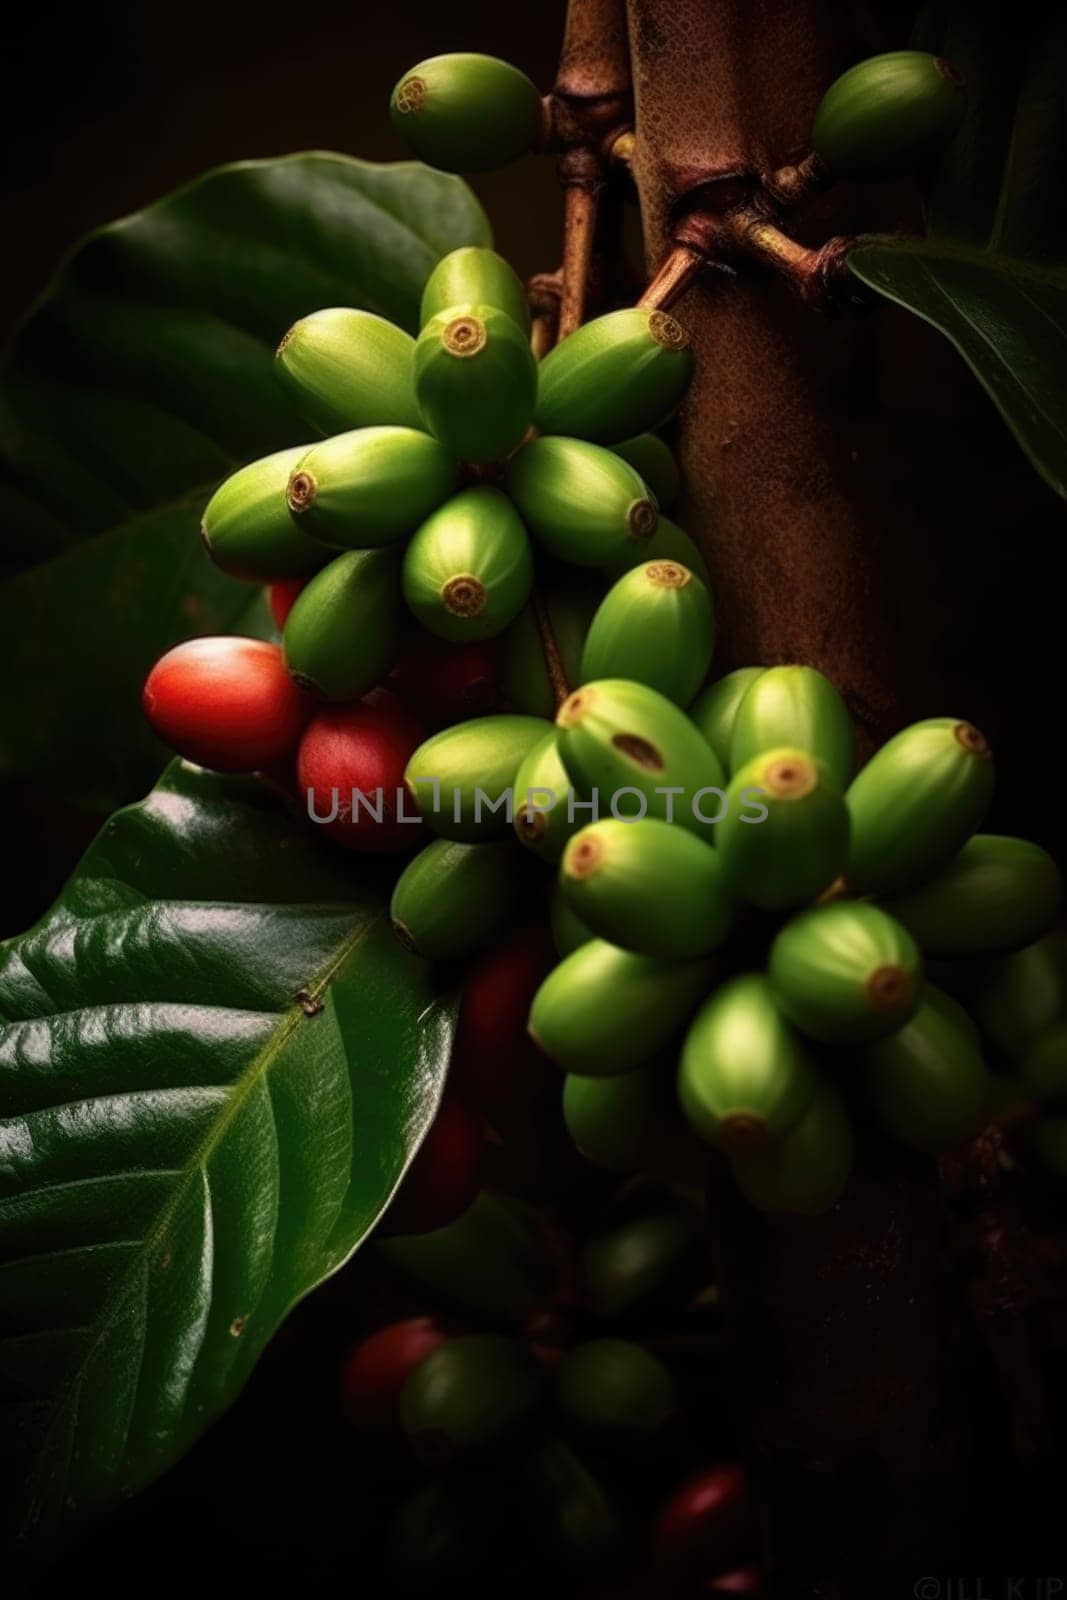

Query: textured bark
[[627, 0, 898, 744], [623, 3, 972, 1593]]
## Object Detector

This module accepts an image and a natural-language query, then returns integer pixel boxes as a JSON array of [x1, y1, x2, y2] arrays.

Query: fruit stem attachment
[[764, 150, 831, 208], [528, 271, 562, 360], [637, 243, 712, 312], [669, 203, 865, 314], [531, 585, 571, 712]]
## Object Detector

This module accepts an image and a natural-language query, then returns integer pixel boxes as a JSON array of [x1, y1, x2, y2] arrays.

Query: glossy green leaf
[[848, 6, 1067, 498], [0, 761, 454, 1544], [0, 155, 490, 807]]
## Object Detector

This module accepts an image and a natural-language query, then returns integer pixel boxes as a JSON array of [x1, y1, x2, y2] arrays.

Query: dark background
[[2, 0, 1065, 1585]]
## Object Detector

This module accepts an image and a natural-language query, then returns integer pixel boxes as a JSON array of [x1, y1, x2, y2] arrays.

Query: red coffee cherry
[[268, 577, 307, 631], [391, 630, 503, 729], [380, 1098, 485, 1237], [708, 1568, 763, 1596], [654, 1463, 754, 1575], [142, 636, 313, 772], [339, 1315, 450, 1430], [297, 691, 425, 852], [450, 920, 557, 1111]]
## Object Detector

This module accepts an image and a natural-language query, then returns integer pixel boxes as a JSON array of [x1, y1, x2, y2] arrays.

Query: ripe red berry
[[339, 1315, 450, 1430], [142, 636, 313, 772], [297, 692, 425, 852], [391, 631, 502, 729], [654, 1463, 754, 1575], [450, 921, 557, 1111], [379, 1098, 485, 1237], [268, 577, 307, 631], [708, 1568, 763, 1596]]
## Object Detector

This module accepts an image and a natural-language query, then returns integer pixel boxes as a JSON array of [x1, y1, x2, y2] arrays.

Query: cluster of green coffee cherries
[[201, 242, 696, 701], [531, 673, 1063, 1217], [386, 46, 966, 184], [350, 1188, 756, 1588]]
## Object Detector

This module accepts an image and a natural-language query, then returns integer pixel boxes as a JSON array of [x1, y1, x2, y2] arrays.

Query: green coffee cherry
[[551, 884, 594, 958], [506, 437, 659, 566], [560, 818, 731, 959], [421, 246, 531, 333], [1020, 1025, 1067, 1109], [415, 304, 537, 464], [535, 309, 695, 444], [528, 939, 714, 1076], [730, 665, 853, 792], [580, 562, 715, 707], [601, 514, 711, 589], [405, 713, 550, 841], [555, 1339, 678, 1446], [287, 426, 457, 549], [390, 53, 545, 173], [728, 1080, 853, 1216], [562, 1064, 676, 1172], [275, 307, 419, 435], [500, 578, 598, 718], [610, 434, 680, 511], [845, 718, 994, 894], [859, 986, 997, 1152], [556, 679, 725, 841], [399, 1333, 542, 1464], [402, 486, 533, 642], [715, 748, 849, 911], [679, 973, 818, 1150], [976, 932, 1067, 1065], [513, 732, 579, 863], [390, 838, 534, 961], [525, 1439, 625, 1572], [689, 668, 766, 775], [768, 901, 922, 1045], [580, 1204, 705, 1322], [282, 548, 399, 699], [384, 1483, 494, 1585], [379, 1190, 553, 1323], [812, 51, 966, 181], [884, 835, 1061, 958], [200, 446, 325, 580]]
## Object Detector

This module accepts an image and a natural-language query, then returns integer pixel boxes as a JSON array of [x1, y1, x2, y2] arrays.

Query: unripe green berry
[[201, 446, 325, 581], [403, 487, 533, 642], [287, 426, 457, 549], [769, 901, 922, 1045], [390, 53, 545, 174], [535, 308, 695, 444], [415, 304, 538, 464], [421, 246, 531, 332], [506, 437, 659, 567], [812, 50, 966, 180], [580, 560, 715, 707], [283, 548, 400, 700], [275, 308, 419, 435]]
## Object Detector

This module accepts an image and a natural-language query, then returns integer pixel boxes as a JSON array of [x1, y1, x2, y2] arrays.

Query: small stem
[[532, 586, 571, 711], [528, 270, 563, 360], [764, 150, 831, 208], [637, 243, 709, 311], [530, 314, 557, 361], [558, 174, 600, 339]]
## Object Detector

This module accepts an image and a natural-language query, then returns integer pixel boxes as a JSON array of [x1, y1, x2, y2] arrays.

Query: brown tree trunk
[[624, 3, 973, 1593]]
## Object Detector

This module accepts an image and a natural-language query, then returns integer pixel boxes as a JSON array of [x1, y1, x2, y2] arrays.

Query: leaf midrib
[[19, 898, 386, 1531]]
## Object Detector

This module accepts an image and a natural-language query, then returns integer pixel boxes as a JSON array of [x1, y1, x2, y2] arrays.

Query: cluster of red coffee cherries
[[141, 583, 506, 854]]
